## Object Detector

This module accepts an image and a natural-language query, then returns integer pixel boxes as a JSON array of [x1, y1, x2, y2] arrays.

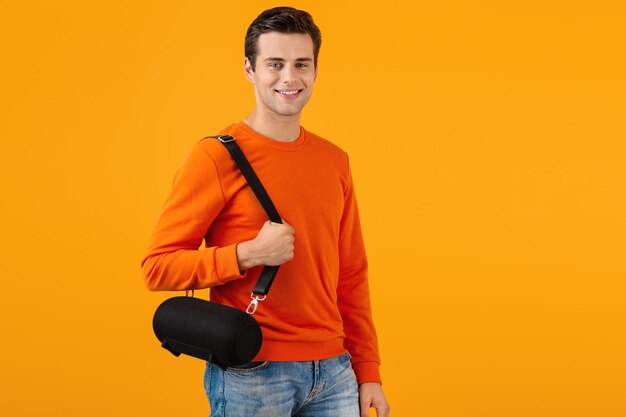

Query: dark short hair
[[245, 7, 322, 70]]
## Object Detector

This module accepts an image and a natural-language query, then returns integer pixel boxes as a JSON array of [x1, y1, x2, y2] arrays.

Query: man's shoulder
[[303, 127, 349, 159], [192, 123, 240, 162]]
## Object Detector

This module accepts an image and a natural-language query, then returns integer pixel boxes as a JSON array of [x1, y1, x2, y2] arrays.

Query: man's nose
[[281, 65, 297, 84]]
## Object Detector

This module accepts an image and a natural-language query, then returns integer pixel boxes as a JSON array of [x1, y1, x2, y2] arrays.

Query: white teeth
[[278, 90, 299, 95]]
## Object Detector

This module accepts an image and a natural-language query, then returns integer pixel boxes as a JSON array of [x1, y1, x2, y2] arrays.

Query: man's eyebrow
[[263, 57, 313, 62]]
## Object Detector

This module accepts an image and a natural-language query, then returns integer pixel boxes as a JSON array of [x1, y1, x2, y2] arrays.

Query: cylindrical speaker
[[153, 296, 262, 367]]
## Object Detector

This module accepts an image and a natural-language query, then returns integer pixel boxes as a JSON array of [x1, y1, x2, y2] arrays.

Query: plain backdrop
[[1, 1, 625, 416]]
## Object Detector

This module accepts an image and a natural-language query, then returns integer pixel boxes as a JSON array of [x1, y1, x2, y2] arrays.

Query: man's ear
[[244, 57, 255, 83], [314, 65, 318, 81]]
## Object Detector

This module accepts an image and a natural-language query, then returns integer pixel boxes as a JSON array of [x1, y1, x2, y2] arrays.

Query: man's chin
[[272, 105, 305, 117], [277, 100, 311, 116]]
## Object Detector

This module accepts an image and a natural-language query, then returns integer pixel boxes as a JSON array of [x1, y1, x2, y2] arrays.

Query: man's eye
[[269, 63, 282, 68], [296, 63, 308, 68]]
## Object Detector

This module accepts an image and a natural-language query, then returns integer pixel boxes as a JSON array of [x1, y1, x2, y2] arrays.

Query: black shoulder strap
[[204, 134, 281, 296]]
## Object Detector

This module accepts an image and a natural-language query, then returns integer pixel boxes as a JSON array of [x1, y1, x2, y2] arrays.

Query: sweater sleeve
[[141, 142, 248, 291], [336, 154, 382, 385]]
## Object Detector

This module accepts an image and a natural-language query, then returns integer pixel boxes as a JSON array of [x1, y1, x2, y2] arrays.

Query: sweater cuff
[[214, 243, 247, 284], [352, 361, 382, 385]]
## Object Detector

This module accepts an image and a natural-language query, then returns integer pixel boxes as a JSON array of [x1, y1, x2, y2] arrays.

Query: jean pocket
[[339, 351, 352, 363], [225, 361, 269, 374]]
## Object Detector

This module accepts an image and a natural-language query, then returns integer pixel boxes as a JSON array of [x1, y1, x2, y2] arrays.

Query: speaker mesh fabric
[[153, 296, 262, 366]]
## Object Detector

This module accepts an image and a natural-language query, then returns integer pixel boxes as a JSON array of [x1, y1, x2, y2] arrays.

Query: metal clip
[[218, 135, 235, 143], [246, 293, 266, 315]]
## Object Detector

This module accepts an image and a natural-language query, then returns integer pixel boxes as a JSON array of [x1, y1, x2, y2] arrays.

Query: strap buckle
[[217, 135, 235, 143], [246, 293, 267, 315]]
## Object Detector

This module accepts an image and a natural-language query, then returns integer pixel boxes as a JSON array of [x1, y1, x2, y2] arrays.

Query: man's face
[[244, 32, 317, 119]]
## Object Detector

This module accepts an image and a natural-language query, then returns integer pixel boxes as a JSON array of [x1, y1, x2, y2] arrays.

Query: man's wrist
[[236, 240, 261, 272]]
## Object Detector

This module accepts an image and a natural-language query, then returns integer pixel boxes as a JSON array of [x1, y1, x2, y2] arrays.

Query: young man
[[142, 7, 390, 417]]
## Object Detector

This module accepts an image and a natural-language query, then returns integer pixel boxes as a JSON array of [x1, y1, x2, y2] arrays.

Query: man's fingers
[[375, 402, 391, 417], [283, 220, 295, 234], [279, 218, 296, 233], [360, 397, 371, 417], [359, 383, 389, 417], [373, 394, 391, 417]]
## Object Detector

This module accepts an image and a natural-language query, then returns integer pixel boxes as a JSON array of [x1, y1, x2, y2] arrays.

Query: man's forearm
[[236, 240, 262, 273]]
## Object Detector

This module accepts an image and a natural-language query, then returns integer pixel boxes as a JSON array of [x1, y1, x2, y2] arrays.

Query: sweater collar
[[234, 121, 307, 151]]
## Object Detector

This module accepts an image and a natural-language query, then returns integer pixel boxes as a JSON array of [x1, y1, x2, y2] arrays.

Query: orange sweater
[[141, 121, 381, 384]]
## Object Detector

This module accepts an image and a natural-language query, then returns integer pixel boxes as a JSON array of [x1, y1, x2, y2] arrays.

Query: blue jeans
[[203, 352, 360, 417]]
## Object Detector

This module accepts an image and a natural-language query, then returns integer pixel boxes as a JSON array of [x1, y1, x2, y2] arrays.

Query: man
[[142, 7, 390, 417]]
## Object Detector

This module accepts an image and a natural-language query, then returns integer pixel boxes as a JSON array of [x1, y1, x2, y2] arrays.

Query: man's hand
[[236, 219, 295, 272], [359, 382, 390, 417]]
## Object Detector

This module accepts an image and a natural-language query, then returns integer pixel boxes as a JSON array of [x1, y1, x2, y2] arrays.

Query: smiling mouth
[[276, 89, 303, 96]]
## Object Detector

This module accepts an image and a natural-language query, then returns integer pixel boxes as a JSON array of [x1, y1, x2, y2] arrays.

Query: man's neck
[[243, 110, 301, 142]]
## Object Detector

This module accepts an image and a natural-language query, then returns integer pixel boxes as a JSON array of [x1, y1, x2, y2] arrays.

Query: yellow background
[[1, 1, 624, 416]]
